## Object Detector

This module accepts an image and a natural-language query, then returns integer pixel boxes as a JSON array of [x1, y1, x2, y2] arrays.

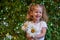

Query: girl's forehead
[[33, 6, 43, 11]]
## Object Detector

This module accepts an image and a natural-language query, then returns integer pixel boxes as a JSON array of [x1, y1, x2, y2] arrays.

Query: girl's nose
[[37, 13, 40, 15], [36, 13, 39, 16]]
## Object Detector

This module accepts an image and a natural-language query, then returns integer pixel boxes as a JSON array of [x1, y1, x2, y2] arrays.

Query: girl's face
[[32, 6, 43, 21]]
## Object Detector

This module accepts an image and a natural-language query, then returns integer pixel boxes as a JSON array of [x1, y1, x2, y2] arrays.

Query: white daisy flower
[[22, 22, 28, 31], [26, 23, 37, 37], [6, 33, 12, 40]]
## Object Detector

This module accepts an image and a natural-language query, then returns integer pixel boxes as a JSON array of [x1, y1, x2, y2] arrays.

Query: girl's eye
[[34, 11, 42, 13], [39, 12, 41, 13], [35, 12, 38, 13]]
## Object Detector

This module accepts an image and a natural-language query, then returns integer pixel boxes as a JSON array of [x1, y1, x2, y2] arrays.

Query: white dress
[[22, 21, 48, 40]]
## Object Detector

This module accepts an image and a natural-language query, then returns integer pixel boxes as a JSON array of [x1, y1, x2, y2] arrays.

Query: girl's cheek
[[34, 13, 37, 15]]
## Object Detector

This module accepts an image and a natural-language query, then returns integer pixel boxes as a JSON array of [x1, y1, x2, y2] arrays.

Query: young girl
[[21, 3, 48, 40]]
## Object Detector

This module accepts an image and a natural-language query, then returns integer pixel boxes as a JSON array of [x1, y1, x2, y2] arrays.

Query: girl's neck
[[32, 19, 40, 23]]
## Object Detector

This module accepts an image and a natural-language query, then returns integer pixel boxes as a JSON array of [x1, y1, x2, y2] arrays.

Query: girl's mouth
[[36, 15, 40, 18]]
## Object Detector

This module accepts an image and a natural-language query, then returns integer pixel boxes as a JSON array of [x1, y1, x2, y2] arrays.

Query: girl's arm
[[35, 21, 47, 38], [35, 27, 47, 38], [26, 33, 34, 40]]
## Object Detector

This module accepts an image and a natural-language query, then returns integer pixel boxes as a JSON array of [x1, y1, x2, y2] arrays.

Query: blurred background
[[0, 0, 60, 40]]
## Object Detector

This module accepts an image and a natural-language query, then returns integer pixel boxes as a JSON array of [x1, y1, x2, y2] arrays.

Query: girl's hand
[[26, 33, 34, 40], [35, 27, 47, 39], [35, 34, 41, 39]]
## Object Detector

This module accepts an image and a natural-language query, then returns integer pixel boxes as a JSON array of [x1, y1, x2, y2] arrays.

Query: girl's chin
[[33, 17, 41, 21], [34, 18, 40, 21], [36, 17, 40, 19]]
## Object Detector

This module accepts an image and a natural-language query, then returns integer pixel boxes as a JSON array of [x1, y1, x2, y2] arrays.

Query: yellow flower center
[[31, 28, 35, 33]]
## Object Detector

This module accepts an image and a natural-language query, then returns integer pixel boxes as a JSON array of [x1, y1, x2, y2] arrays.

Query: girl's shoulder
[[40, 21, 48, 28], [40, 21, 46, 23], [40, 21, 47, 24]]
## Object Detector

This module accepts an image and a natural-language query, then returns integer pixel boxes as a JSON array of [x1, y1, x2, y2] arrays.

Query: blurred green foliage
[[0, 0, 60, 40]]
